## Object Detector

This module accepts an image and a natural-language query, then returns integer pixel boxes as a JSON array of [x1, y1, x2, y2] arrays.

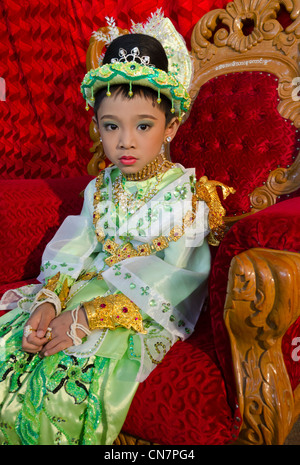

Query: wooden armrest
[[224, 248, 300, 445]]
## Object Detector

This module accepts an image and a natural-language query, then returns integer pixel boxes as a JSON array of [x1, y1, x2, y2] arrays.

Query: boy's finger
[[36, 314, 52, 338], [42, 339, 70, 357], [22, 336, 43, 353], [27, 332, 48, 346]]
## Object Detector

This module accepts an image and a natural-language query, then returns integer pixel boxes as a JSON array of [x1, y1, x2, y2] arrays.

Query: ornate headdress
[[81, 10, 193, 120]]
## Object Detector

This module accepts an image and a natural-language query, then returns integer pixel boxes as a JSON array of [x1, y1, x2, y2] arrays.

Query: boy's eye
[[103, 123, 118, 131], [138, 123, 151, 131]]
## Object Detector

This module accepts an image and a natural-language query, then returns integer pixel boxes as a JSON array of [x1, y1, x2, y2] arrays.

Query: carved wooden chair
[[85, 0, 300, 445]]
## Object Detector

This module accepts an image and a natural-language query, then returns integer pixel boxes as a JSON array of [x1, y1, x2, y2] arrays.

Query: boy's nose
[[119, 130, 135, 149]]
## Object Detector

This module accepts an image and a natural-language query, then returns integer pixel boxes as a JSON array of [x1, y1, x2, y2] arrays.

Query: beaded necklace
[[112, 157, 175, 214]]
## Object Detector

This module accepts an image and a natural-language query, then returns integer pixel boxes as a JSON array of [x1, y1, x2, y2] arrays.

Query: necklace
[[113, 156, 175, 214], [124, 154, 170, 181]]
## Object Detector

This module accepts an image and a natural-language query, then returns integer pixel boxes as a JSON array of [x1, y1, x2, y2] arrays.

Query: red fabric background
[[123, 309, 241, 445], [0, 0, 231, 179]]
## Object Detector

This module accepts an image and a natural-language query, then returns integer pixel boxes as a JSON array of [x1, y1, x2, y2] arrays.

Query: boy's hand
[[22, 302, 56, 353], [40, 307, 89, 357]]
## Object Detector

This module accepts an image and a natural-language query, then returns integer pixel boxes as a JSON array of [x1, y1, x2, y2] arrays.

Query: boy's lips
[[120, 156, 137, 166]]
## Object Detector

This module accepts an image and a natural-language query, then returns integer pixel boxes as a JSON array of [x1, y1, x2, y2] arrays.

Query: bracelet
[[83, 294, 147, 334], [67, 306, 91, 346], [30, 289, 62, 316]]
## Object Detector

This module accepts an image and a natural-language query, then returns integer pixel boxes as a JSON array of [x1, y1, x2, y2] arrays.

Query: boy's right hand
[[22, 302, 56, 353]]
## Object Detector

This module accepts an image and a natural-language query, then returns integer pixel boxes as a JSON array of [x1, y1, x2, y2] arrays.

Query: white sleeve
[[37, 179, 100, 283]]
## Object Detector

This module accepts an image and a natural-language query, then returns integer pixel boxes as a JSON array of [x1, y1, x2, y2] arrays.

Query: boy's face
[[96, 91, 179, 176]]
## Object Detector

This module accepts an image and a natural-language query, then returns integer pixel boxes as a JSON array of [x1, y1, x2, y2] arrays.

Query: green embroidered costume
[[0, 165, 210, 445]]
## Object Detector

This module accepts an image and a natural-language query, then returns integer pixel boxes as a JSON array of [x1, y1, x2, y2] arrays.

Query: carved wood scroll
[[190, 0, 300, 127], [249, 150, 300, 213], [224, 150, 300, 225], [224, 248, 300, 445]]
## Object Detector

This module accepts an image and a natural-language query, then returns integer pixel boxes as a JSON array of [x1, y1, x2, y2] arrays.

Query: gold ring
[[45, 327, 52, 341]]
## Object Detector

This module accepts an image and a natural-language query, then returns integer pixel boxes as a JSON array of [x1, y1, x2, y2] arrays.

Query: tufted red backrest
[[171, 71, 299, 217]]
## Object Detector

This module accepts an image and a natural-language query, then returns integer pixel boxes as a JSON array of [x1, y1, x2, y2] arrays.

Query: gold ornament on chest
[[92, 167, 198, 267], [101, 210, 196, 267]]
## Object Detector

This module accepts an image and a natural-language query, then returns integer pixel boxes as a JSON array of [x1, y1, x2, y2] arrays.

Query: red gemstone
[[122, 307, 128, 313], [100, 304, 106, 308]]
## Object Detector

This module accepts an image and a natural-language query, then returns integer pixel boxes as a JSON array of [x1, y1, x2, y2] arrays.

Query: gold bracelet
[[83, 294, 147, 334]]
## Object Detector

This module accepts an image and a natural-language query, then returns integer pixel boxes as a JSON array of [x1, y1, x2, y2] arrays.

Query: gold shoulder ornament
[[194, 176, 236, 246]]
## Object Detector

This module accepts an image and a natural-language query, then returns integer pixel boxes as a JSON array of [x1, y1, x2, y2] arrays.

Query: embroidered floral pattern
[[0, 352, 38, 392], [0, 342, 109, 445], [46, 355, 97, 404]]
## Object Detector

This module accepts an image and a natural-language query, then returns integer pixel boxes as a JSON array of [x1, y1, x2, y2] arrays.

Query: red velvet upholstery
[[172, 72, 300, 216], [0, 176, 93, 287], [123, 309, 241, 445]]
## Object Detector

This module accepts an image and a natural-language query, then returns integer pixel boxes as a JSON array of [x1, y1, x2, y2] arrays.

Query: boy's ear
[[165, 117, 180, 142]]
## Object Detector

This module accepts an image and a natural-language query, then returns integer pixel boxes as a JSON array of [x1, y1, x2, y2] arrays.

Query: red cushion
[[172, 72, 299, 216], [208, 197, 300, 407], [123, 309, 241, 445], [0, 176, 93, 286]]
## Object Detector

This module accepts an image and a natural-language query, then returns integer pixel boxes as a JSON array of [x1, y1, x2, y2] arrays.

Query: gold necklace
[[124, 154, 174, 181], [113, 157, 175, 214]]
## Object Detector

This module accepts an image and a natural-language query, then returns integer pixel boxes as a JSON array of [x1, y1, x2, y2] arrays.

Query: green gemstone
[[130, 283, 136, 289]]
